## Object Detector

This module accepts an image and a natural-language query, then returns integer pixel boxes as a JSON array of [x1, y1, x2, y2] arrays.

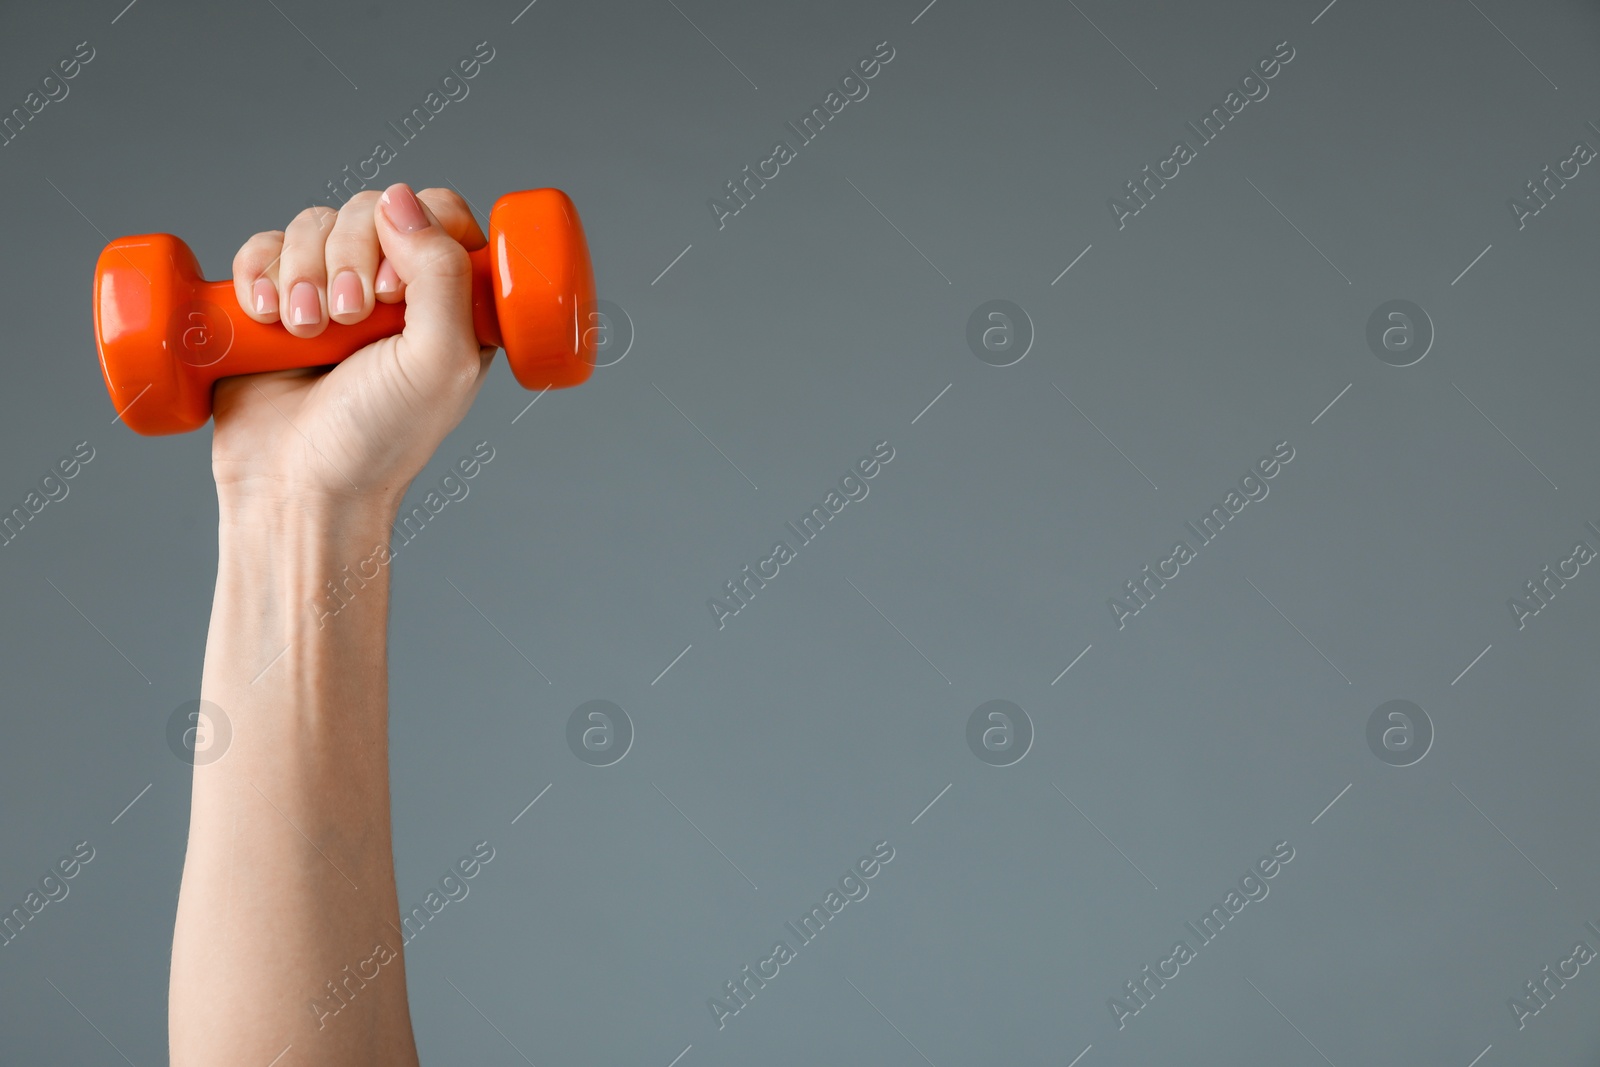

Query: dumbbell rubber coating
[[94, 188, 596, 435]]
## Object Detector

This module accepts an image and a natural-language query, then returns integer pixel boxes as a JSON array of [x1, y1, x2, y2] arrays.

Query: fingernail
[[331, 270, 363, 316], [252, 277, 276, 315], [375, 260, 400, 294], [289, 281, 321, 326], [380, 183, 428, 233]]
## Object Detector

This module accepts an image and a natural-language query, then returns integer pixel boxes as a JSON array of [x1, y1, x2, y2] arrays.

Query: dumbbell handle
[[163, 243, 504, 378]]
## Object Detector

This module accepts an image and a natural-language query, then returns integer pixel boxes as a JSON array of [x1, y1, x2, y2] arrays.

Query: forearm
[[171, 495, 418, 1066]]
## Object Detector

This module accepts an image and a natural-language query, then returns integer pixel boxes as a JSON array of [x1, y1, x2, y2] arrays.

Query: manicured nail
[[375, 260, 400, 294], [289, 281, 321, 326], [331, 270, 362, 316], [380, 183, 428, 233], [252, 277, 276, 315]]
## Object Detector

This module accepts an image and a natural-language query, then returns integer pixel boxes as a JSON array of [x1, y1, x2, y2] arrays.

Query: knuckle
[[234, 232, 282, 274], [414, 240, 472, 280], [290, 205, 338, 232], [342, 189, 382, 213], [323, 230, 374, 266], [421, 187, 467, 214]]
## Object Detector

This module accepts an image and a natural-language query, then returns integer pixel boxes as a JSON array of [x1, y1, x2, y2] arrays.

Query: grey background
[[2, 0, 1599, 1062]]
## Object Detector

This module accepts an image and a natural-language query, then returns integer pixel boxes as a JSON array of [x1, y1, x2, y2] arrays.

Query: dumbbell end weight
[[95, 188, 596, 436]]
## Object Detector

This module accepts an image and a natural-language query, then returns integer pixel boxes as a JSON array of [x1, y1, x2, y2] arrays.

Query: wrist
[[218, 492, 398, 544], [216, 479, 403, 532], [202, 492, 398, 727], [216, 494, 399, 633]]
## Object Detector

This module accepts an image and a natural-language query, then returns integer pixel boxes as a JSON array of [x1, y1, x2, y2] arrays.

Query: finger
[[416, 188, 487, 250], [374, 257, 404, 304], [232, 230, 285, 323], [324, 190, 382, 325], [374, 182, 480, 395], [370, 191, 481, 308], [279, 205, 339, 337]]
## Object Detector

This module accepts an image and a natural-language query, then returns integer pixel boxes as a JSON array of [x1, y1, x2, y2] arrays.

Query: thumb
[[374, 182, 480, 394]]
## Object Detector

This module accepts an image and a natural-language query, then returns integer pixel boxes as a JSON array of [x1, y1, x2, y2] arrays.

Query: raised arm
[[169, 183, 491, 1066]]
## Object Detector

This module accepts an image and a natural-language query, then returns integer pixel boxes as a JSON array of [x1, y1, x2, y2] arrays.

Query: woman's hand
[[173, 182, 498, 1067], [213, 182, 493, 514]]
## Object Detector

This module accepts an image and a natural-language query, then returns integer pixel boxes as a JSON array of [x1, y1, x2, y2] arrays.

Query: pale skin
[[170, 182, 490, 1066]]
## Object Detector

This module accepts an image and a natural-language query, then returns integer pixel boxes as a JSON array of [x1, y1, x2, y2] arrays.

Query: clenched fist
[[212, 182, 494, 510]]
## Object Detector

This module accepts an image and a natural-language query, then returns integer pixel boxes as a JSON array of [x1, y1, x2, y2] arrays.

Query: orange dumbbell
[[93, 188, 596, 435]]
